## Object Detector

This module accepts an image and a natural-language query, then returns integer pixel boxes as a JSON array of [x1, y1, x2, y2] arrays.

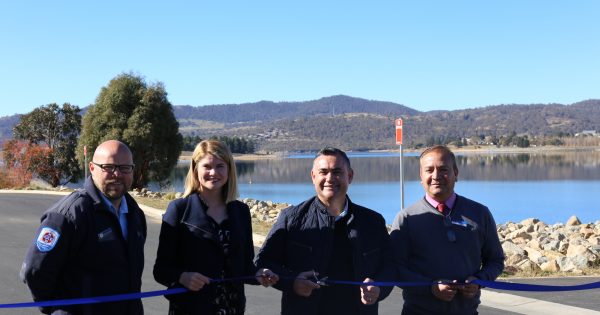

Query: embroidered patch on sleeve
[[36, 227, 60, 252]]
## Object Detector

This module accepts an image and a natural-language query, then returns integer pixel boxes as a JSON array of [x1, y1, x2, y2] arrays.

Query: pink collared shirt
[[425, 193, 457, 214]]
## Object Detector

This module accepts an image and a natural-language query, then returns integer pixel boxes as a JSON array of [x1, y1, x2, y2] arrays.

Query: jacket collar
[[181, 193, 245, 244], [84, 176, 140, 213], [312, 195, 355, 225], [181, 193, 215, 233]]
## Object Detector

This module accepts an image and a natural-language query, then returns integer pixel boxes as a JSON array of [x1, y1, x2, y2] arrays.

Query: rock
[[502, 241, 526, 256], [503, 265, 519, 275], [524, 247, 544, 264], [526, 239, 543, 251], [520, 218, 540, 226], [540, 260, 560, 272], [566, 216, 581, 226], [588, 236, 600, 246], [505, 253, 526, 266], [540, 250, 565, 261], [567, 244, 598, 262], [550, 231, 566, 242], [557, 256, 589, 272], [516, 259, 541, 272], [558, 241, 569, 254], [506, 230, 532, 242], [533, 221, 547, 232], [580, 226, 596, 239]]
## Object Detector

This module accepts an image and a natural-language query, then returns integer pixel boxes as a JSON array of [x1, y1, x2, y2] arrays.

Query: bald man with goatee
[[21, 140, 147, 315]]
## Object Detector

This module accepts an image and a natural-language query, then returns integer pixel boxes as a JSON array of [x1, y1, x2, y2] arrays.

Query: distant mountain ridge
[[1, 95, 599, 152], [174, 95, 420, 123]]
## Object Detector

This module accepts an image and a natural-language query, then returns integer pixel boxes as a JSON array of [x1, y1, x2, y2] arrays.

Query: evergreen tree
[[78, 73, 183, 188]]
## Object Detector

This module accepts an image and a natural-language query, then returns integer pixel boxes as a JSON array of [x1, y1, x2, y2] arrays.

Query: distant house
[[575, 130, 598, 137]]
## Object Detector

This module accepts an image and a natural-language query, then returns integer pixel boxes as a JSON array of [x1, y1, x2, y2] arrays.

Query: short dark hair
[[315, 147, 352, 169], [419, 145, 458, 172]]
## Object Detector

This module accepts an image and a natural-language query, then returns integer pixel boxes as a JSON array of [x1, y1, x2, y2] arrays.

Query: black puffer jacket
[[255, 196, 394, 315]]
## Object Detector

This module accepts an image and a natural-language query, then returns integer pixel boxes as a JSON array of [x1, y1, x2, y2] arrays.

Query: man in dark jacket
[[20, 140, 147, 315], [255, 147, 393, 315]]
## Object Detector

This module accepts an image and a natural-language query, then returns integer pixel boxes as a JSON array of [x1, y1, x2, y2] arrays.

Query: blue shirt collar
[[99, 193, 128, 217]]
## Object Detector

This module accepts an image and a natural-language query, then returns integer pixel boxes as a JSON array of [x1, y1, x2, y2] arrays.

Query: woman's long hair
[[183, 140, 239, 203]]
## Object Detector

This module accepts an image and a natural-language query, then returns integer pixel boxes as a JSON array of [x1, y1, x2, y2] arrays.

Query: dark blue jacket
[[153, 194, 258, 314], [255, 196, 394, 315], [20, 177, 147, 315]]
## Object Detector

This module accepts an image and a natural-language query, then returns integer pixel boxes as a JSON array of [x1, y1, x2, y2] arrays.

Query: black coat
[[153, 194, 258, 314], [254, 196, 394, 315], [20, 177, 147, 315]]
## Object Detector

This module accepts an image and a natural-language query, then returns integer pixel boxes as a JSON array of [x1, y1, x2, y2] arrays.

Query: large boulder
[[502, 241, 526, 256], [566, 215, 582, 226], [540, 260, 560, 272]]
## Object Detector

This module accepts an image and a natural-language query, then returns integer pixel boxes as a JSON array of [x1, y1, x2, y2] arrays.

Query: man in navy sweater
[[390, 145, 504, 315]]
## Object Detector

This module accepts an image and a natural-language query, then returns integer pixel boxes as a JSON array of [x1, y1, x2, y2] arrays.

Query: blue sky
[[1, 1, 598, 117]]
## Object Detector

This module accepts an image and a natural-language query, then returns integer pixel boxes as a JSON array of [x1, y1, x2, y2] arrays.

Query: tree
[[12, 103, 82, 187], [2, 140, 57, 188], [78, 73, 183, 188]]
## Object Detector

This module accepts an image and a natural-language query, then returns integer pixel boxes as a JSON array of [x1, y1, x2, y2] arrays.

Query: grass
[[251, 219, 273, 236], [133, 196, 170, 211]]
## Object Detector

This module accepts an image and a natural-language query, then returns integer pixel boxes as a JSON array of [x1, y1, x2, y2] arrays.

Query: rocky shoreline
[[499, 216, 600, 274], [130, 188, 600, 274]]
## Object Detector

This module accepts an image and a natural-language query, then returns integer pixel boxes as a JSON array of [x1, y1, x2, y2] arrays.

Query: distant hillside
[[1, 96, 599, 152], [177, 97, 600, 151], [407, 100, 600, 143], [174, 95, 420, 123], [0, 115, 19, 141]]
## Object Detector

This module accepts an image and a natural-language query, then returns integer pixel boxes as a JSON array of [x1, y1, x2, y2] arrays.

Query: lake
[[151, 149, 600, 225]]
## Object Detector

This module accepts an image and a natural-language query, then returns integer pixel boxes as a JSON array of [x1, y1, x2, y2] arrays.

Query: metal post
[[395, 118, 404, 210], [399, 144, 404, 210]]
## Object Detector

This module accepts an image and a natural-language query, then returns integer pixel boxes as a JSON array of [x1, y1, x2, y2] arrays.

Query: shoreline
[[178, 145, 600, 161]]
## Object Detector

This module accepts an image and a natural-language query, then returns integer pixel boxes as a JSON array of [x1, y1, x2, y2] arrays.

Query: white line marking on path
[[481, 290, 600, 315]]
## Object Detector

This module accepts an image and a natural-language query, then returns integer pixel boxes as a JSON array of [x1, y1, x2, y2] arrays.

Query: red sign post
[[395, 118, 404, 209], [395, 118, 403, 145]]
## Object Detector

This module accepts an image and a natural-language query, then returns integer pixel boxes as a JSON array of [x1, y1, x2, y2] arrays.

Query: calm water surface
[[153, 150, 600, 224]]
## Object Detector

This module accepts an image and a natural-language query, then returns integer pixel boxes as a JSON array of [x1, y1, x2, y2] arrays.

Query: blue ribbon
[[0, 288, 186, 309], [3, 277, 599, 309], [0, 276, 255, 309], [323, 279, 600, 292], [474, 279, 600, 292]]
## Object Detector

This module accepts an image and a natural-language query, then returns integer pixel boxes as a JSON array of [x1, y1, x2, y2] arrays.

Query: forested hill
[[174, 96, 600, 151], [174, 95, 420, 122], [1, 96, 599, 152]]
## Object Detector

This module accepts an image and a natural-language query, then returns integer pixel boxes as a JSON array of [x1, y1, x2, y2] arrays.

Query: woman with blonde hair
[[154, 139, 278, 315]]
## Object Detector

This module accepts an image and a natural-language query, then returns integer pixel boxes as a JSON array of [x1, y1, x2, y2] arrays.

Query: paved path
[[1, 191, 599, 315]]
